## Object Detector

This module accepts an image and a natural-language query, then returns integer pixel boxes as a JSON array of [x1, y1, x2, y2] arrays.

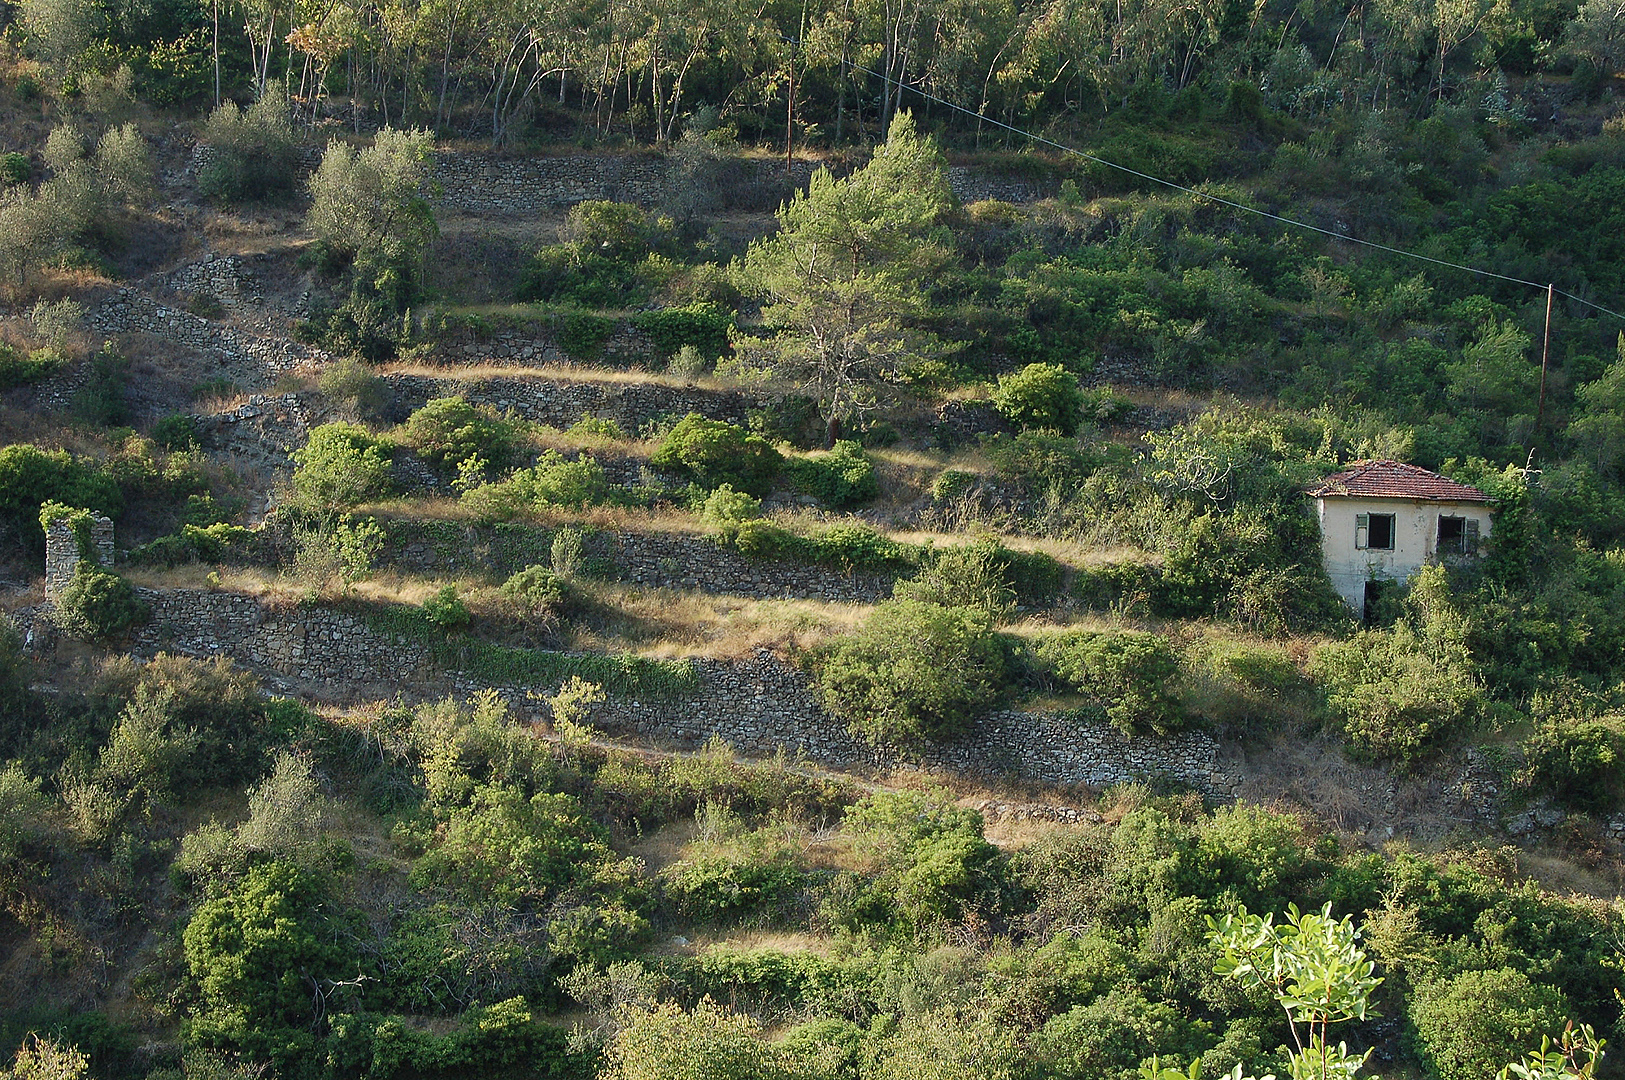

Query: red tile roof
[[1308, 460, 1491, 503]]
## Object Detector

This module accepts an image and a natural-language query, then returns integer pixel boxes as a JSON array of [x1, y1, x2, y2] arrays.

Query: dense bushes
[[197, 97, 299, 203], [783, 440, 879, 507], [1409, 968, 1572, 1080], [811, 601, 1007, 743], [1521, 717, 1625, 814], [398, 396, 522, 472], [0, 445, 120, 553], [290, 423, 393, 511], [1028, 630, 1185, 736], [652, 414, 782, 495], [993, 363, 1086, 436], [52, 565, 145, 641]]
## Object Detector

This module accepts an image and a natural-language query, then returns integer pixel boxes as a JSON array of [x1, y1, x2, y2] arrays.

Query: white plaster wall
[[1317, 496, 1491, 611]]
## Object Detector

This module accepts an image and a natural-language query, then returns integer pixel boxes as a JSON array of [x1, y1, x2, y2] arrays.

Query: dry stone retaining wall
[[24, 587, 1230, 797], [86, 289, 330, 390], [380, 521, 898, 603], [384, 372, 763, 432], [595, 648, 1230, 796], [430, 152, 1055, 217]]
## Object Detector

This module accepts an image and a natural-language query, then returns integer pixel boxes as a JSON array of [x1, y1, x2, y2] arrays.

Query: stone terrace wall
[[21, 588, 1229, 796], [85, 289, 330, 390], [430, 320, 659, 369], [385, 372, 763, 431], [381, 520, 898, 603], [607, 530, 895, 602], [431, 151, 1056, 216], [597, 649, 1229, 795], [130, 589, 431, 687]]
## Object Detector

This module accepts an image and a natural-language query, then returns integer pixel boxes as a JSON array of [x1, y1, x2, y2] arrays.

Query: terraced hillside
[[3, 73, 1625, 1080]]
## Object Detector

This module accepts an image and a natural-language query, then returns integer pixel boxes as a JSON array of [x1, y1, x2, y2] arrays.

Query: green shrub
[[993, 363, 1085, 436], [127, 523, 253, 568], [663, 847, 807, 924], [651, 413, 783, 496], [837, 789, 1013, 936], [677, 948, 873, 1015], [1030, 629, 1184, 736], [399, 397, 520, 472], [151, 413, 201, 451], [462, 452, 609, 522], [0, 343, 65, 389], [1409, 968, 1571, 1080], [0, 153, 29, 187], [290, 422, 392, 511], [812, 600, 1007, 743], [698, 484, 761, 543], [422, 584, 471, 630], [410, 786, 614, 907], [782, 440, 878, 507], [731, 520, 914, 571], [1033, 989, 1210, 1080], [930, 469, 978, 501], [1312, 623, 1483, 764], [556, 312, 616, 359], [53, 565, 145, 641], [566, 413, 625, 440], [197, 97, 299, 203], [632, 303, 734, 360], [183, 861, 350, 1058], [71, 347, 129, 427], [1522, 717, 1625, 814], [895, 538, 1018, 617], [499, 565, 567, 615]]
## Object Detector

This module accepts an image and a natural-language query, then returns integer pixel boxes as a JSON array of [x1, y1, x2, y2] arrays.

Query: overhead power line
[[838, 59, 1625, 324]]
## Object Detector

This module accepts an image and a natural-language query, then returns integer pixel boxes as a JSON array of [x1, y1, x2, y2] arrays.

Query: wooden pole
[[1535, 282, 1553, 437]]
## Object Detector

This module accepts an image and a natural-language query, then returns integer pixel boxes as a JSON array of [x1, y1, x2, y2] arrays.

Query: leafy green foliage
[[290, 423, 393, 511], [783, 441, 879, 508], [198, 97, 299, 203], [812, 601, 1006, 743], [399, 396, 521, 472], [462, 451, 610, 521], [993, 363, 1086, 436], [0, 343, 65, 389], [52, 565, 144, 641], [1411, 969, 1572, 1080], [1521, 717, 1625, 814], [1030, 629, 1184, 736], [183, 861, 352, 1060], [651, 413, 783, 496], [421, 584, 471, 629], [740, 112, 954, 445]]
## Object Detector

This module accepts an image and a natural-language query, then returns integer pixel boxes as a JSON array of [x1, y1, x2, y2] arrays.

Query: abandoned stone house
[[1308, 460, 1491, 618]]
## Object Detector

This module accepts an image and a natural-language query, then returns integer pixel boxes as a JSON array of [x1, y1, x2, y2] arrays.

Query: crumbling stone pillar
[[43, 507, 114, 598]]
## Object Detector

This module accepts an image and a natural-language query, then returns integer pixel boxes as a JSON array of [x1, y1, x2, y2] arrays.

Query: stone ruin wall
[[383, 372, 764, 432], [43, 511, 115, 597], [12, 586, 1230, 797], [383, 520, 898, 604]]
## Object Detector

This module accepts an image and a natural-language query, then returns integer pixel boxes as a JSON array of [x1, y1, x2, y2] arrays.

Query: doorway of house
[[1363, 579, 1389, 623]]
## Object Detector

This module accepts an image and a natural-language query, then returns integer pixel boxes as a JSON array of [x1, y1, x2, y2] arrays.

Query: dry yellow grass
[[383, 359, 765, 396], [567, 583, 873, 659]]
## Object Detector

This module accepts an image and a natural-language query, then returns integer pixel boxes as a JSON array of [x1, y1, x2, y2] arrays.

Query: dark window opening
[[1357, 513, 1395, 550], [1437, 515, 1479, 555], [1363, 579, 1389, 624], [1438, 515, 1463, 553]]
